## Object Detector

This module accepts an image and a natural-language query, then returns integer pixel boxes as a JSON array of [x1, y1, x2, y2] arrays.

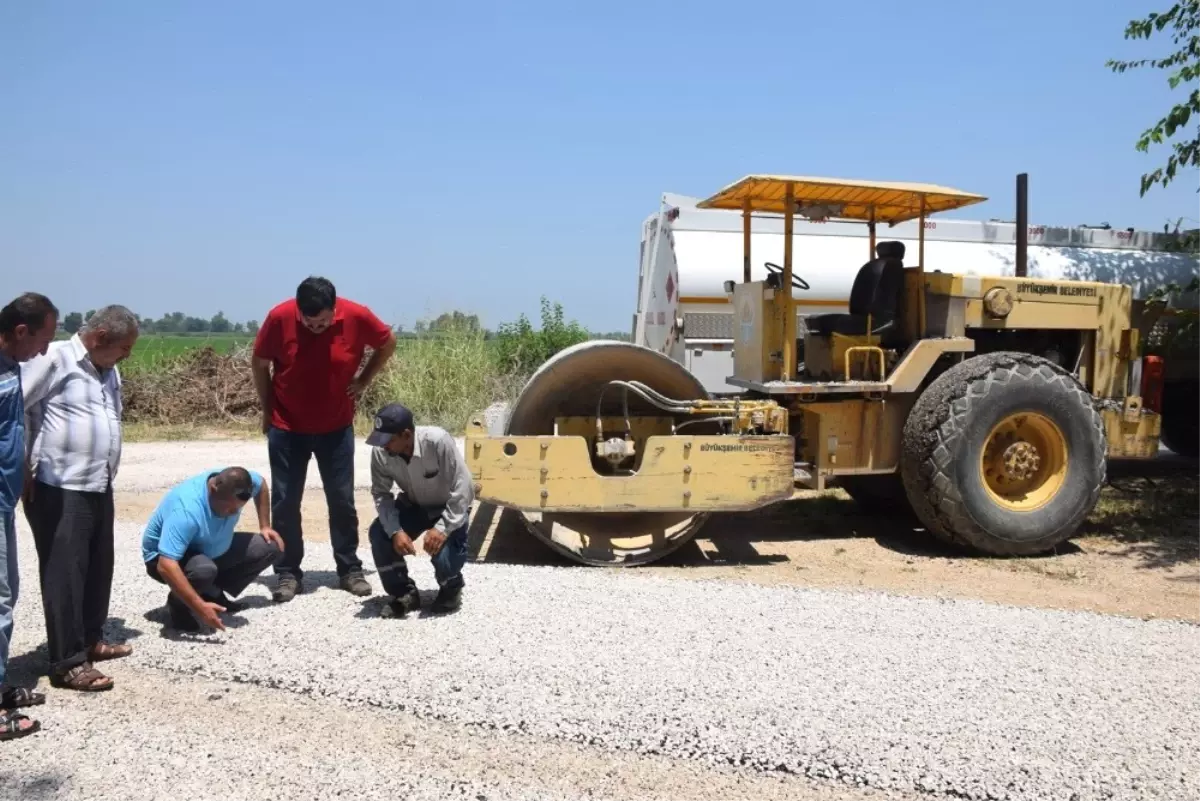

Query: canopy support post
[[782, 182, 796, 381], [917, 195, 927, 335], [742, 199, 752, 283]]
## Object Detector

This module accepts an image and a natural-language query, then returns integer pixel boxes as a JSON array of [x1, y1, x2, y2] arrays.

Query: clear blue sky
[[2, 1, 1196, 332]]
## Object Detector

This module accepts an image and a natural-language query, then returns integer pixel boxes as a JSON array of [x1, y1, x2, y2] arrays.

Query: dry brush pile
[[120, 337, 530, 433]]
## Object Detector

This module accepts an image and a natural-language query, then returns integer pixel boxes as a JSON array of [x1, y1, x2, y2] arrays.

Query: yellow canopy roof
[[696, 174, 988, 224]]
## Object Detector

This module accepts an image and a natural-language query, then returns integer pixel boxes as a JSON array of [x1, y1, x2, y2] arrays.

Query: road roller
[[465, 173, 1194, 566]]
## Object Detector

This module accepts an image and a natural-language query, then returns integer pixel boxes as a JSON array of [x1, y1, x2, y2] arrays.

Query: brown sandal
[[51, 663, 114, 692], [88, 642, 133, 662]]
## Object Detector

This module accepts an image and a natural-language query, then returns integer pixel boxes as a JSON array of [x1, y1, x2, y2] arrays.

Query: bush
[[493, 297, 590, 376]]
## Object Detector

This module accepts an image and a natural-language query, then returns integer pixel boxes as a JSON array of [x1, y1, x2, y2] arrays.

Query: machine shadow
[[465, 494, 1025, 569]]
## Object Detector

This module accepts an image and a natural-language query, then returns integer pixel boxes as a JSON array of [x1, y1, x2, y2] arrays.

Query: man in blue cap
[[366, 403, 473, 617]]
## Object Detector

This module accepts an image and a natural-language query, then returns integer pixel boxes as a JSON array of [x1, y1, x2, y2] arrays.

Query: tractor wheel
[[838, 474, 913, 516], [1159, 379, 1199, 459], [900, 351, 1106, 556]]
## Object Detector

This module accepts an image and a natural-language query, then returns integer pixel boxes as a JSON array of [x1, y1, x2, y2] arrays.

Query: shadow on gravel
[[3, 617, 144, 682], [354, 589, 459, 620], [9, 773, 68, 801]]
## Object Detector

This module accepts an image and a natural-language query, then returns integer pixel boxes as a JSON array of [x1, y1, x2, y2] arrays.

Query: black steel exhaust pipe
[[1015, 173, 1028, 278]]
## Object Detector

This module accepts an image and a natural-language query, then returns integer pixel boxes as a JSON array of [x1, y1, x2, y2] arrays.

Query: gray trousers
[[146, 531, 282, 604]]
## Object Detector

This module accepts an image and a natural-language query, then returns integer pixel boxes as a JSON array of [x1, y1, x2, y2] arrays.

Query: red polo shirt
[[253, 298, 394, 434]]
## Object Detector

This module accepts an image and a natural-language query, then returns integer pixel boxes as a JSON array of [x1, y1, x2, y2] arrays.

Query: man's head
[[296, 276, 337, 334], [80, 305, 139, 370], [366, 403, 416, 458], [207, 467, 255, 518], [0, 292, 59, 362]]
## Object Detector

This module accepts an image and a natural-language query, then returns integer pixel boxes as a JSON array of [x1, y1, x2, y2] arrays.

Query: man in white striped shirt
[[21, 305, 139, 693]]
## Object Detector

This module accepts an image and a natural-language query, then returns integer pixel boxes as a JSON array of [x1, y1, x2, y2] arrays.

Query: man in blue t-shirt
[[142, 466, 284, 632]]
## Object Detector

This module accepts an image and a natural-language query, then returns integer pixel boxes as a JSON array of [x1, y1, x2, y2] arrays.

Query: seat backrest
[[848, 241, 906, 320]]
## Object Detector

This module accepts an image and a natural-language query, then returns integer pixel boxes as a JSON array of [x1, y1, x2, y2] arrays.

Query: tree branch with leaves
[[1107, 1, 1199, 196]]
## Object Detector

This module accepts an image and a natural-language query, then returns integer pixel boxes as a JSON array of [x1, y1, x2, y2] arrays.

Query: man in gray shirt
[[366, 403, 473, 617]]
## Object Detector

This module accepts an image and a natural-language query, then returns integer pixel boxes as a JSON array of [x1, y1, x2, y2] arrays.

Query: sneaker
[[272, 574, 301, 603], [339, 571, 372, 597], [429, 585, 462, 615], [381, 588, 421, 619]]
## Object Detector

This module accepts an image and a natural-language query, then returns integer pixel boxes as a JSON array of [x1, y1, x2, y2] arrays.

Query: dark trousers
[[267, 424, 360, 579], [368, 502, 469, 597], [24, 481, 115, 676], [146, 532, 282, 606]]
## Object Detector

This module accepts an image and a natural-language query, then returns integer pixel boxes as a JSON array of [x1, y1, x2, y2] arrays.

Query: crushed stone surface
[[5, 510, 1198, 801]]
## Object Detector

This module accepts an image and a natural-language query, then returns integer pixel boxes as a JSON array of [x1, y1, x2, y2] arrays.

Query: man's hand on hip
[[422, 528, 447, 556]]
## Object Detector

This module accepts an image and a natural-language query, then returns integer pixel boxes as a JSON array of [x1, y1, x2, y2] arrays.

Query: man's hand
[[196, 601, 227, 631], [391, 530, 416, 556], [261, 411, 272, 435], [260, 527, 285, 552], [422, 528, 447, 556], [346, 377, 368, 397]]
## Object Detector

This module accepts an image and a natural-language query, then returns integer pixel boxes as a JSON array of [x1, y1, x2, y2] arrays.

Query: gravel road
[[3, 439, 1198, 801]]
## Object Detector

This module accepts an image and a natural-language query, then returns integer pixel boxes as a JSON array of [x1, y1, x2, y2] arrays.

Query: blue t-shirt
[[0, 352, 24, 513], [141, 468, 264, 563]]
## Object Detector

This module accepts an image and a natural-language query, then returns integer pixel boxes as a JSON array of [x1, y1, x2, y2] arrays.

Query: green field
[[56, 332, 253, 367]]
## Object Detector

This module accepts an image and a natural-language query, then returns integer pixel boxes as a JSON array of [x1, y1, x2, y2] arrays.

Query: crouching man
[[142, 467, 285, 632], [366, 404, 474, 617]]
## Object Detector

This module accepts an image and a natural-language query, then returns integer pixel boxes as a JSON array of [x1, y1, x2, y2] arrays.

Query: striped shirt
[[21, 334, 124, 493]]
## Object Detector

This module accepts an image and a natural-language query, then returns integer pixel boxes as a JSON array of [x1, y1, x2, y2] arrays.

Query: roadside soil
[[112, 446, 1199, 622]]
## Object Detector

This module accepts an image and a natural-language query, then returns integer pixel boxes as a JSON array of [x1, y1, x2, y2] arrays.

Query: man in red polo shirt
[[251, 276, 397, 602]]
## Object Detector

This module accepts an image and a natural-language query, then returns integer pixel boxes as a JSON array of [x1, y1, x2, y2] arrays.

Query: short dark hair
[[212, 467, 254, 501], [0, 293, 59, 337], [296, 276, 336, 317]]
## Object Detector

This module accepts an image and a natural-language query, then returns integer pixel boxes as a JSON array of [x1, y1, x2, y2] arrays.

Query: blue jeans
[[0, 509, 17, 687], [368, 501, 469, 596], [267, 425, 361, 580]]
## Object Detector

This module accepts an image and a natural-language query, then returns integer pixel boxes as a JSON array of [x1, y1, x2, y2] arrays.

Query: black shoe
[[429, 585, 462, 615], [272, 574, 301, 603], [381, 588, 421, 619], [166, 595, 202, 633], [339, 571, 372, 597]]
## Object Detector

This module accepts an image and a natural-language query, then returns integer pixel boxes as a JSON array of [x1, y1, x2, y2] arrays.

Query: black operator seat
[[807, 240, 907, 340]]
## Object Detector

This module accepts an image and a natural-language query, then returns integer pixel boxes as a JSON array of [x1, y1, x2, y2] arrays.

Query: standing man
[[142, 466, 284, 632], [22, 305, 138, 693], [0, 293, 57, 741], [366, 403, 473, 618], [252, 276, 397, 603]]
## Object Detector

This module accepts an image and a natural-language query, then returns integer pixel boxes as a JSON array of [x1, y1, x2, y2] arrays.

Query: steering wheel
[[763, 262, 811, 291]]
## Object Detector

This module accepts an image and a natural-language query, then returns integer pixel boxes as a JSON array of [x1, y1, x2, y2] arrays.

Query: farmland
[[57, 331, 253, 367]]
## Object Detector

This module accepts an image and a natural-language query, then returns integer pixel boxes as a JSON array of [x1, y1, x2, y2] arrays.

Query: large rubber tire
[[1159, 379, 1199, 459], [899, 351, 1106, 556]]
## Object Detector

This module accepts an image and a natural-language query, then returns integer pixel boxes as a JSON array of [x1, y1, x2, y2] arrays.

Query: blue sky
[[2, 1, 1196, 332]]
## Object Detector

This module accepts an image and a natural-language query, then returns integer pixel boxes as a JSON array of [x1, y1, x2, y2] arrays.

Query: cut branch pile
[[122, 345, 261, 425]]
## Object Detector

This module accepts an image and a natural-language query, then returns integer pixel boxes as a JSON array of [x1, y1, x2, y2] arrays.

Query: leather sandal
[[1, 686, 46, 710], [51, 663, 114, 692], [88, 642, 133, 662], [0, 710, 40, 741]]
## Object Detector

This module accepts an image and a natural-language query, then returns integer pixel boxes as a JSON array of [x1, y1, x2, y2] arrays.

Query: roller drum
[[505, 340, 713, 566]]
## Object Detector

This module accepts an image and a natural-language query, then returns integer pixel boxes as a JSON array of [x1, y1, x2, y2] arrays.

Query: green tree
[[209, 311, 231, 333], [63, 311, 83, 334], [1106, 2, 1200, 195], [246, 320, 260, 336], [494, 297, 589, 375]]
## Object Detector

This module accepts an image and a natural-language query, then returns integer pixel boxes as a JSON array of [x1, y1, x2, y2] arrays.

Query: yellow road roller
[[465, 174, 1186, 566]]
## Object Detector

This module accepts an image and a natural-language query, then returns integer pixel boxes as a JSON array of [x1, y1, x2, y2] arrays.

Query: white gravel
[[4, 440, 1198, 801]]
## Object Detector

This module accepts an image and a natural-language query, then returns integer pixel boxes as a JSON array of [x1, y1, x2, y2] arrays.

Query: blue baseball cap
[[366, 403, 414, 447]]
